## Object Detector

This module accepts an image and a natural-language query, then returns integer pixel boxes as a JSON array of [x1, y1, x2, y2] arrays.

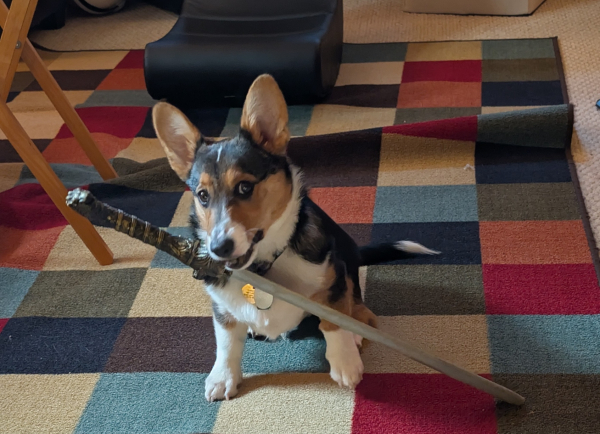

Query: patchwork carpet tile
[[1, 38, 599, 433]]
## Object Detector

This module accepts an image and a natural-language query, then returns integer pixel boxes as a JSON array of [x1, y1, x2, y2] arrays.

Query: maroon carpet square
[[115, 50, 144, 69], [402, 60, 482, 83], [0, 319, 7, 334], [104, 317, 216, 373], [0, 183, 67, 230], [54, 107, 149, 139], [483, 264, 600, 315], [352, 374, 497, 434]]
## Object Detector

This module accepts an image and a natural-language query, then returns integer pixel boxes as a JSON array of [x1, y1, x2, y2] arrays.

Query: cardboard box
[[403, 0, 546, 16]]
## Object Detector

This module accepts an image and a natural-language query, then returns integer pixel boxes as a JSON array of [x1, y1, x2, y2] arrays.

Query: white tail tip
[[394, 241, 441, 255]]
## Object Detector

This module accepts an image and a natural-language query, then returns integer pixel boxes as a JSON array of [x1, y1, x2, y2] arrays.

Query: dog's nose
[[211, 238, 234, 258]]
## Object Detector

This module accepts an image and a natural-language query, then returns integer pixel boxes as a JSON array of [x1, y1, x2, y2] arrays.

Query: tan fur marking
[[228, 171, 292, 236], [240, 75, 290, 156], [200, 173, 213, 189], [312, 273, 378, 336], [193, 197, 214, 235], [224, 167, 258, 192]]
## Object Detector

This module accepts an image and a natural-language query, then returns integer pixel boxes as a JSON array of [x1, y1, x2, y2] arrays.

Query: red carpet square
[[54, 106, 148, 139], [352, 374, 497, 434], [97, 68, 147, 90], [397, 82, 482, 108], [0, 226, 64, 270], [309, 186, 376, 224], [479, 221, 592, 264], [483, 264, 600, 315], [0, 318, 7, 334], [402, 60, 482, 83], [43, 134, 133, 164]]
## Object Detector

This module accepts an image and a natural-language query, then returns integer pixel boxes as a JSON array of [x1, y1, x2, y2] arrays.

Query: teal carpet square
[[75, 373, 219, 434], [242, 337, 328, 374], [373, 185, 478, 223], [488, 315, 600, 374], [150, 227, 194, 269], [482, 39, 556, 60], [0, 268, 38, 317]]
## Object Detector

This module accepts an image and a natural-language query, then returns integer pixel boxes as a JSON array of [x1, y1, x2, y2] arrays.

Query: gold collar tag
[[242, 284, 273, 310]]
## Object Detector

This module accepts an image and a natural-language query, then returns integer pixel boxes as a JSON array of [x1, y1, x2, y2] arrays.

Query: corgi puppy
[[153, 75, 439, 401]]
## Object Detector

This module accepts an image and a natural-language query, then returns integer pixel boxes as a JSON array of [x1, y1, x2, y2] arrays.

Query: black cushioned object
[[144, 0, 343, 107]]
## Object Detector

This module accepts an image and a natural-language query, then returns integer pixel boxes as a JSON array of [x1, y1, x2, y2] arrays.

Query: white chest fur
[[206, 249, 328, 340]]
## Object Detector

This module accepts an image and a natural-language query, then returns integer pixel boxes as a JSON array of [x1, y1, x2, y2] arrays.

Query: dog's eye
[[235, 181, 254, 199], [198, 189, 210, 206]]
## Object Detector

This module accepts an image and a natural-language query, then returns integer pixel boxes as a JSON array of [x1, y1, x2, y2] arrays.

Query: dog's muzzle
[[225, 230, 264, 269]]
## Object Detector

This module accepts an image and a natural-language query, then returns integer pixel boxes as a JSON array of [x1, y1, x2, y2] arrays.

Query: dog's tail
[[359, 241, 440, 266]]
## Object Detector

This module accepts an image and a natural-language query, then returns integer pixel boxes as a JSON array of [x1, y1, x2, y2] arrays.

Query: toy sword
[[66, 188, 525, 405]]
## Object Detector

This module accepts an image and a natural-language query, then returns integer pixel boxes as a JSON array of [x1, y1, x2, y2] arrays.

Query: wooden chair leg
[[20, 39, 119, 180], [0, 100, 114, 265], [0, 0, 38, 101], [0, 1, 118, 181]]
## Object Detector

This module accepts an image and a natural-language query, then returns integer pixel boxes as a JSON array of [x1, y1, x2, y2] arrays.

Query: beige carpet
[[29, 0, 600, 250]]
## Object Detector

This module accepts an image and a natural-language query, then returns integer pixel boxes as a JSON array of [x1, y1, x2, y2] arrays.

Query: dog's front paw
[[327, 350, 364, 389], [205, 365, 242, 402]]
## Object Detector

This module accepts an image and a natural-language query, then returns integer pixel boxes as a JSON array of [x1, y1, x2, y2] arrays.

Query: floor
[[29, 0, 600, 249]]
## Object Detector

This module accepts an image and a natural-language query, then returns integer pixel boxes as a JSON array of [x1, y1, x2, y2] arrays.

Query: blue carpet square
[[482, 81, 564, 106], [242, 337, 328, 374], [75, 373, 219, 434], [370, 222, 481, 265], [0, 268, 38, 317], [0, 317, 125, 374], [373, 185, 478, 223], [151, 227, 195, 268], [488, 315, 600, 374], [475, 143, 571, 184], [87, 184, 183, 227]]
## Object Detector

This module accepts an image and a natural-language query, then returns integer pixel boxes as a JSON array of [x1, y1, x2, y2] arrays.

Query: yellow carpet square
[[306, 105, 396, 136], [336, 62, 404, 86], [213, 373, 354, 434], [0, 374, 99, 434], [0, 110, 64, 140], [43, 226, 156, 271], [378, 134, 475, 185], [362, 315, 490, 374], [48, 51, 129, 71], [8, 91, 92, 113], [169, 191, 193, 227], [405, 41, 482, 61], [0, 163, 23, 193], [16, 50, 61, 72], [115, 137, 166, 162], [128, 268, 212, 317], [481, 106, 541, 114]]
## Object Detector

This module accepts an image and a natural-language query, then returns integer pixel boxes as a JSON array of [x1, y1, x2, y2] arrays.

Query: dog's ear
[[241, 74, 290, 156], [152, 102, 200, 181]]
